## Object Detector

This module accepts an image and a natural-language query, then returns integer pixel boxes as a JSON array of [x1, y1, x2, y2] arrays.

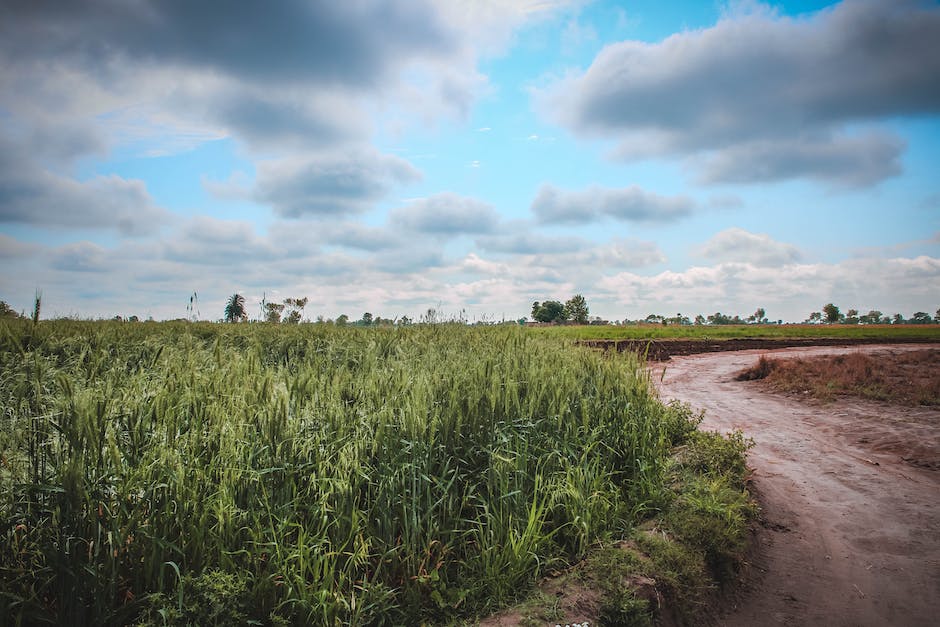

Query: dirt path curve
[[654, 344, 940, 627]]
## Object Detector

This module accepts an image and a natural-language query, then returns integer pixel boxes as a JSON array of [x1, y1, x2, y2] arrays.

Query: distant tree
[[336, 314, 349, 326], [861, 310, 884, 324], [748, 307, 766, 324], [224, 293, 247, 323], [892, 313, 904, 324], [666, 313, 691, 325], [935, 308, 940, 323], [844, 309, 859, 325], [910, 311, 931, 324], [399, 315, 412, 325], [532, 300, 566, 323], [359, 312, 374, 326], [264, 302, 285, 323], [822, 303, 841, 324], [707, 312, 735, 325], [564, 294, 589, 324], [128, 315, 139, 323], [283, 297, 308, 324], [694, 314, 706, 325], [0, 301, 22, 318], [806, 311, 822, 323]]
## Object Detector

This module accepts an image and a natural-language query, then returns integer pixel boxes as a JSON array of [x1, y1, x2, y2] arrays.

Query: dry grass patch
[[735, 349, 940, 406]]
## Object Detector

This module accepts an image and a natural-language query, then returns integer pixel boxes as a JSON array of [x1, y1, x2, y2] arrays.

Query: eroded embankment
[[583, 336, 936, 361], [655, 344, 940, 626]]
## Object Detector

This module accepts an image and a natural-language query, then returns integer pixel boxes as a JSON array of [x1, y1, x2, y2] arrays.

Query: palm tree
[[224, 293, 246, 323]]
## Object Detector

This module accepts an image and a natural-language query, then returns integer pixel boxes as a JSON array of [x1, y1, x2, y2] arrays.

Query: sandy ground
[[655, 344, 940, 627]]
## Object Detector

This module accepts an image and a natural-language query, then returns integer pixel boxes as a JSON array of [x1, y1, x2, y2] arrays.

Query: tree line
[[3, 294, 938, 326], [805, 304, 939, 325]]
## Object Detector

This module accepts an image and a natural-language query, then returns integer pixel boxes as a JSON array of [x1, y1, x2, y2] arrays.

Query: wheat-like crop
[[0, 320, 684, 625]]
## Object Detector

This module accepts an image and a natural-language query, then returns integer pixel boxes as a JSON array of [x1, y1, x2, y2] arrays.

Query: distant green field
[[532, 323, 940, 341]]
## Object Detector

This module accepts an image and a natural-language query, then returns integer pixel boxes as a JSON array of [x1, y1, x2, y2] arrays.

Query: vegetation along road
[[656, 344, 940, 626]]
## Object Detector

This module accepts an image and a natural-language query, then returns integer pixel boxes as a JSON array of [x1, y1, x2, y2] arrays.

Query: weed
[[736, 350, 940, 405]]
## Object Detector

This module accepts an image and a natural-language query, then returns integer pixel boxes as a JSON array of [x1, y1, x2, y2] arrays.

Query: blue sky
[[1, 0, 938, 322]]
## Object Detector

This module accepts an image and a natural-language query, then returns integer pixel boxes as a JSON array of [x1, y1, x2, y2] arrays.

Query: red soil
[[656, 344, 940, 626]]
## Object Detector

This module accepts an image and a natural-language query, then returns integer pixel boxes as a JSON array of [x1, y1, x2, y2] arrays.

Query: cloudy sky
[[1, 0, 938, 322]]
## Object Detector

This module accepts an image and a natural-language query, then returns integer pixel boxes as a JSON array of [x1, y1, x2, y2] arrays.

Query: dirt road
[[655, 344, 940, 627]]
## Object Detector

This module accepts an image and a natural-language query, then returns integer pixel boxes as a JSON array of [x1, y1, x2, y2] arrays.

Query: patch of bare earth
[[656, 344, 940, 626]]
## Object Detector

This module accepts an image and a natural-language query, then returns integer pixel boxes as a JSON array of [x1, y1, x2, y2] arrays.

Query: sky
[[1, 0, 938, 323]]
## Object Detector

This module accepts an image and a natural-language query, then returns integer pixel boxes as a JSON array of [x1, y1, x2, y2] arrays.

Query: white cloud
[[391, 193, 500, 235], [532, 184, 695, 224], [543, 0, 940, 185], [2, 215, 936, 324], [51, 241, 110, 273], [0, 137, 170, 235], [698, 228, 802, 267], [596, 255, 940, 321], [250, 151, 422, 218]]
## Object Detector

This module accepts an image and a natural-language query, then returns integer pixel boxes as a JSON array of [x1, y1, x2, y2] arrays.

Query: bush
[[136, 570, 252, 626]]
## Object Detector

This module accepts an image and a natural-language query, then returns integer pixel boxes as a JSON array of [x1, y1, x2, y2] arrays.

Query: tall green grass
[[0, 321, 690, 625]]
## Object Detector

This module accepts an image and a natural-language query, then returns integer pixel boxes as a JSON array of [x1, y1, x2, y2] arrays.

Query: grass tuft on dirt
[[481, 404, 755, 626], [735, 349, 940, 405]]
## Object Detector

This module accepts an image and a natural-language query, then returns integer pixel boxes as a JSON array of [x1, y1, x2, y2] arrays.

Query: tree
[[532, 300, 566, 323], [264, 302, 285, 323], [283, 297, 308, 324], [892, 313, 904, 324], [664, 313, 690, 326], [0, 301, 21, 319], [844, 309, 859, 325], [935, 308, 940, 323], [910, 311, 931, 324], [748, 307, 766, 324], [336, 314, 349, 326], [694, 314, 706, 325], [707, 312, 735, 325], [359, 312, 373, 326], [822, 303, 841, 324], [807, 311, 822, 323], [861, 310, 884, 324], [564, 294, 589, 324], [224, 293, 247, 323]]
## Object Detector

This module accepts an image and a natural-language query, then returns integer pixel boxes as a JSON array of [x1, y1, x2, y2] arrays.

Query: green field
[[533, 323, 940, 341], [0, 320, 751, 625]]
